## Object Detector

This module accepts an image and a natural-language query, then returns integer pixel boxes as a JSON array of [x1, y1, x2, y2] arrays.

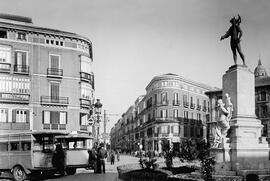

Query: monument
[[211, 15, 270, 177]]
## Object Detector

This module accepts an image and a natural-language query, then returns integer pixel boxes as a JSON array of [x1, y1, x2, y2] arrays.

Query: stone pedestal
[[220, 65, 270, 174]]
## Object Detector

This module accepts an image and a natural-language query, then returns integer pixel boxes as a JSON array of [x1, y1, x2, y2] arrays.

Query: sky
[[1, 0, 270, 132]]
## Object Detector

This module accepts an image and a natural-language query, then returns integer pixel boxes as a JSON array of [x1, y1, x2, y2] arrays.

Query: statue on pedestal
[[220, 14, 246, 66], [212, 93, 233, 148]]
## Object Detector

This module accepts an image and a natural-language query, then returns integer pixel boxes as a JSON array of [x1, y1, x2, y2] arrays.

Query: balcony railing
[[47, 68, 63, 78], [0, 63, 11, 73], [155, 100, 169, 106], [183, 102, 189, 108], [80, 72, 94, 85], [0, 123, 30, 130], [43, 124, 66, 130], [190, 103, 195, 109], [80, 98, 91, 109], [0, 92, 30, 104], [80, 125, 88, 131], [40, 96, 69, 106], [197, 105, 202, 111], [14, 65, 29, 74]]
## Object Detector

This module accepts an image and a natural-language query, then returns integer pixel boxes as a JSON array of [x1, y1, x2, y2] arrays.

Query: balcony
[[173, 100, 180, 106], [0, 63, 11, 73], [0, 92, 30, 104], [14, 65, 29, 74], [0, 123, 30, 130], [40, 96, 69, 106], [155, 100, 169, 106], [80, 98, 91, 109], [197, 105, 202, 111], [183, 102, 189, 108], [190, 103, 195, 109], [47, 68, 63, 78], [80, 72, 94, 86], [43, 124, 66, 130]]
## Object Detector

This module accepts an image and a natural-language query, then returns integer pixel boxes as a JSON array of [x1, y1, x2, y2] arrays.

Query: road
[[0, 155, 141, 181]]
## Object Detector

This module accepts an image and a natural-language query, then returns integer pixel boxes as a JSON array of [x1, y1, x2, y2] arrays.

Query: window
[[60, 112, 67, 124], [161, 92, 167, 103], [260, 91, 267, 101], [173, 109, 178, 118], [184, 126, 188, 137], [154, 94, 157, 105], [0, 45, 11, 63], [161, 126, 169, 134], [0, 142, 8, 151], [190, 127, 194, 137], [197, 113, 201, 121], [15, 51, 28, 68], [43, 111, 50, 124], [14, 110, 29, 123], [21, 141, 31, 151], [0, 109, 8, 122], [80, 113, 88, 125], [50, 82, 59, 99], [0, 29, 7, 38], [81, 82, 93, 99], [43, 111, 67, 125], [160, 109, 168, 118], [10, 142, 20, 151], [184, 111, 188, 121], [50, 54, 60, 69], [197, 98, 200, 106], [81, 56, 92, 74], [17, 32, 27, 41], [172, 126, 179, 134]]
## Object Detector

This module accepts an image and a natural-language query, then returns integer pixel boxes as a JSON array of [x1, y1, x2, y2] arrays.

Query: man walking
[[98, 143, 107, 174]]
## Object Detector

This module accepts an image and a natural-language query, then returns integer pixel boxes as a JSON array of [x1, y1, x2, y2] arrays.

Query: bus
[[0, 131, 68, 181], [55, 134, 93, 175]]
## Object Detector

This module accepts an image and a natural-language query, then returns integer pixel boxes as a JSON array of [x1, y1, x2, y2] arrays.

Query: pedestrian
[[52, 143, 66, 176], [116, 150, 120, 162], [98, 143, 107, 174], [110, 150, 115, 165], [88, 146, 97, 172]]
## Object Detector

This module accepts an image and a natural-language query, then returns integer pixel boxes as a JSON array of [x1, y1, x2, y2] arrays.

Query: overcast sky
[[1, 0, 270, 131]]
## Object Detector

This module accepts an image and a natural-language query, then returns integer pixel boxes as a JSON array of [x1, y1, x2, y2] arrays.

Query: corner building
[[0, 14, 94, 135], [111, 73, 216, 153]]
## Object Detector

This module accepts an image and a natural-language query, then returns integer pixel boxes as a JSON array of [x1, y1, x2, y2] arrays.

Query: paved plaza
[[0, 155, 143, 181]]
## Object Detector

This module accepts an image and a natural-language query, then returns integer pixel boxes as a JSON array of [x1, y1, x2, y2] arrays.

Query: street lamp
[[93, 99, 102, 144]]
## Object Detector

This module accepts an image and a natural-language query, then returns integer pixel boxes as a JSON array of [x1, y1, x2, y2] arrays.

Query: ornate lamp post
[[94, 99, 102, 144]]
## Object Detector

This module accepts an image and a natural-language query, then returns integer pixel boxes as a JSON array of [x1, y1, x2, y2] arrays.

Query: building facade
[[0, 14, 95, 136], [206, 60, 270, 143], [110, 73, 216, 153]]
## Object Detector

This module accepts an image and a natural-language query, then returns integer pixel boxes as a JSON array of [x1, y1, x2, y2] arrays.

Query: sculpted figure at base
[[220, 14, 246, 65], [212, 93, 233, 148]]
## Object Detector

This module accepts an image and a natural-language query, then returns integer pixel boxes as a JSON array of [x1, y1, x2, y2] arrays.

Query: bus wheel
[[66, 168, 76, 175], [12, 166, 27, 181]]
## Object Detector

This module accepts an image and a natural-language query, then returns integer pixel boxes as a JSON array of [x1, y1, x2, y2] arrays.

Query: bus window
[[33, 141, 42, 151], [10, 142, 20, 151], [21, 141, 31, 151], [43, 136, 54, 152], [0, 142, 8, 151]]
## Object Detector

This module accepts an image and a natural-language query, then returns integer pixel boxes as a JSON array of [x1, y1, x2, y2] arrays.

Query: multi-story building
[[110, 73, 216, 153], [206, 60, 270, 143], [0, 14, 95, 137]]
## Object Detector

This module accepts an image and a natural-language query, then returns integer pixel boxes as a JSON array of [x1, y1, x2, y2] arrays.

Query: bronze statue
[[220, 15, 246, 65]]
